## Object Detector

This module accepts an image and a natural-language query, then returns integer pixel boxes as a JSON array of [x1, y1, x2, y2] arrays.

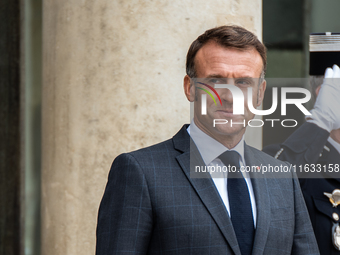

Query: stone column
[[41, 0, 262, 254]]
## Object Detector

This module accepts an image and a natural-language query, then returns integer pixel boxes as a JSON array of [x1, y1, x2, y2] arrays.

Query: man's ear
[[256, 79, 266, 107], [184, 75, 195, 102], [315, 85, 321, 96]]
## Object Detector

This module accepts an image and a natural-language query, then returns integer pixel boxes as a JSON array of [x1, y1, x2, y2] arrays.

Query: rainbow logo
[[196, 82, 222, 106]]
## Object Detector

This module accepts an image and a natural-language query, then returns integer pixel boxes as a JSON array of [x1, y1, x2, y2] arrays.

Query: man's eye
[[209, 78, 219, 84], [236, 79, 251, 86], [208, 78, 225, 84]]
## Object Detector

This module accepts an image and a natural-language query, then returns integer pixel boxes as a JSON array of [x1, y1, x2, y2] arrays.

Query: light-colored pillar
[[41, 1, 262, 254]]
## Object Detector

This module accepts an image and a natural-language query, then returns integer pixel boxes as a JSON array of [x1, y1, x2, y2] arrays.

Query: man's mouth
[[215, 109, 234, 118]]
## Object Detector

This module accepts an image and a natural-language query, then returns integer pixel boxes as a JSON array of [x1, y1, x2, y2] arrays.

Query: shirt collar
[[187, 120, 245, 166]]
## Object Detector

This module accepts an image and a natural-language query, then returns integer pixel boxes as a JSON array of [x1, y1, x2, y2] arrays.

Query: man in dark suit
[[96, 25, 319, 255], [264, 120, 340, 255], [263, 33, 340, 255]]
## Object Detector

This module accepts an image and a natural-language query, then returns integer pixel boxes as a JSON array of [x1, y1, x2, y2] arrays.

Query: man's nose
[[218, 82, 235, 105]]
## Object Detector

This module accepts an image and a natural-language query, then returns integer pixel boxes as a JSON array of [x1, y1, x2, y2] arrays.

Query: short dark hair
[[186, 25, 267, 78]]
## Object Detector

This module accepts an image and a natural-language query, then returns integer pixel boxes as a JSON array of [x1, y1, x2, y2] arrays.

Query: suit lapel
[[244, 145, 272, 255], [173, 126, 241, 255]]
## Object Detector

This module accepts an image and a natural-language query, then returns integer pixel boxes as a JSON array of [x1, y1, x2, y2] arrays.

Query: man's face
[[184, 41, 266, 146]]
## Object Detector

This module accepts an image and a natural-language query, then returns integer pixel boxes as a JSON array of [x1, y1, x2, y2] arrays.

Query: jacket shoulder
[[114, 124, 190, 168], [247, 145, 290, 167]]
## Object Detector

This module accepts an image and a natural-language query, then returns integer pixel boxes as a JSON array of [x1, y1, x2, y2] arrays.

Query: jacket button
[[333, 212, 339, 221]]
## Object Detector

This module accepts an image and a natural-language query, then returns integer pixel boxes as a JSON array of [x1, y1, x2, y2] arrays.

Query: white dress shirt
[[188, 121, 257, 227], [328, 136, 340, 154]]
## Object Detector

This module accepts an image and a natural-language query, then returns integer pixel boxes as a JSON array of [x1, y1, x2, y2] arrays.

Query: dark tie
[[218, 151, 254, 255]]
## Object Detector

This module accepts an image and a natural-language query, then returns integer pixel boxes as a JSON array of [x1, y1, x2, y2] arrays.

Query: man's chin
[[212, 125, 246, 138]]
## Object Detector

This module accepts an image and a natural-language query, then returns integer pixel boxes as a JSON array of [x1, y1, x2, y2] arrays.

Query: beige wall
[[41, 0, 262, 254]]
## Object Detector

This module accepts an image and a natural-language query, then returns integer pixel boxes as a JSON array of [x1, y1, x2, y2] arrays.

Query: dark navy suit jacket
[[264, 122, 340, 255], [96, 125, 319, 255]]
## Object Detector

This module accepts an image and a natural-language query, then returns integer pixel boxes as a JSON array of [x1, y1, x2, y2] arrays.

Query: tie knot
[[218, 150, 240, 168]]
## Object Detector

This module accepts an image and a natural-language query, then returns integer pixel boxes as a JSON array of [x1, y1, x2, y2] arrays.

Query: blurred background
[[1, 0, 339, 254]]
